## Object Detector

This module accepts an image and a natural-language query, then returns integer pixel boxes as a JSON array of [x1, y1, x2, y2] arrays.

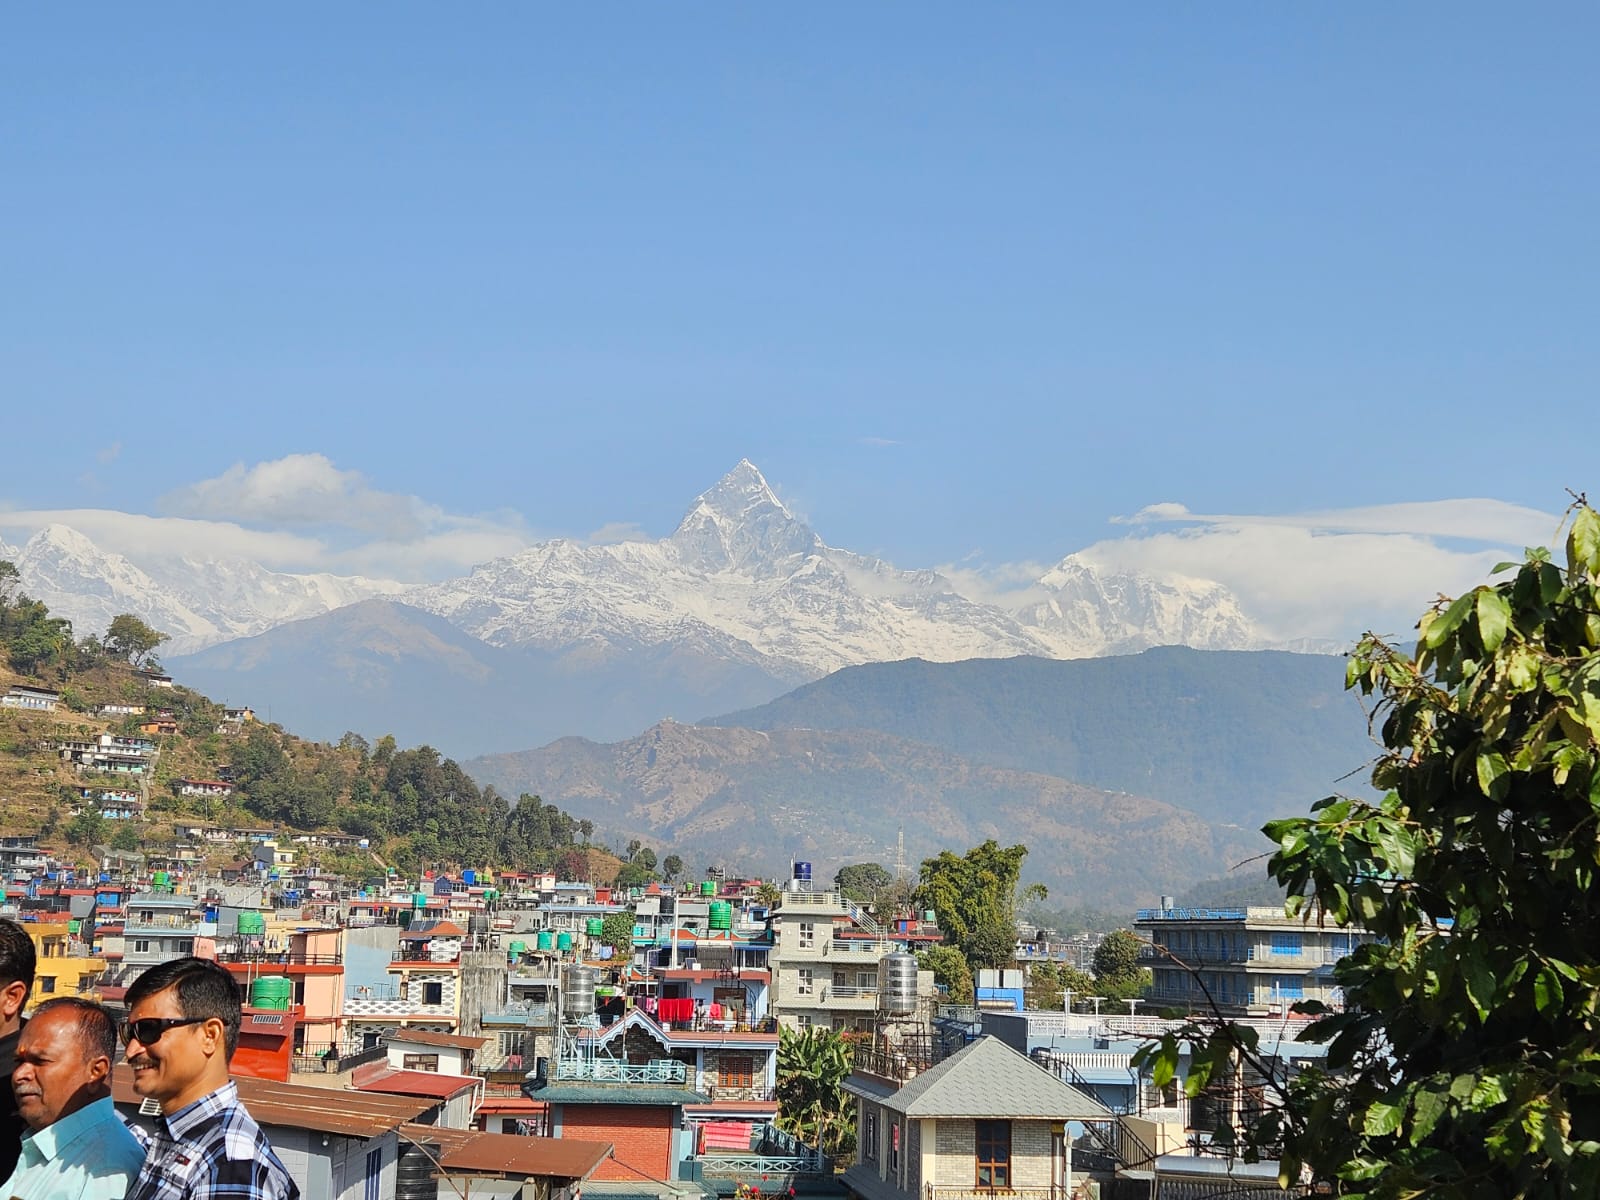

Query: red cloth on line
[[658, 997, 695, 1023]]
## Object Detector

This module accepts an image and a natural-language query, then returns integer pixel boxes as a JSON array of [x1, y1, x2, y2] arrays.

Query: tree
[[834, 862, 893, 905], [918, 944, 974, 1005], [599, 911, 636, 955], [1138, 500, 1600, 1196], [1092, 929, 1151, 999], [105, 613, 168, 668], [0, 560, 18, 607], [1028, 961, 1096, 1011], [64, 809, 105, 846], [110, 822, 142, 852], [662, 854, 684, 883], [915, 840, 1046, 971], [776, 1026, 855, 1158], [755, 881, 782, 908]]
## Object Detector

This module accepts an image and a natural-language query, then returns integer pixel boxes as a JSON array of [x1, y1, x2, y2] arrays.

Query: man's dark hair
[[32, 997, 117, 1064], [0, 919, 36, 991], [126, 957, 241, 1058]]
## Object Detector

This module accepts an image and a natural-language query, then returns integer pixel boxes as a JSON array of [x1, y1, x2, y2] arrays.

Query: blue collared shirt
[[0, 1094, 146, 1200]]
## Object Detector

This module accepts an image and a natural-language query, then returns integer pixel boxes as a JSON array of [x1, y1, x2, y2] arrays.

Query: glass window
[[798, 922, 815, 949], [864, 1109, 878, 1161], [402, 1053, 440, 1072], [423, 981, 444, 1005], [796, 968, 814, 996], [975, 1120, 1011, 1188], [721, 1055, 754, 1090], [1271, 932, 1302, 957]]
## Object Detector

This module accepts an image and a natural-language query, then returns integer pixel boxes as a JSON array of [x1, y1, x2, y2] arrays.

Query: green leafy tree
[[755, 881, 782, 908], [1092, 929, 1150, 1000], [598, 911, 635, 954], [64, 809, 105, 846], [110, 822, 142, 851], [918, 943, 974, 1005], [776, 1026, 855, 1158], [834, 862, 893, 905], [1138, 500, 1600, 1196], [1028, 961, 1096, 1010], [661, 853, 684, 883], [915, 840, 1046, 971], [104, 613, 168, 667]]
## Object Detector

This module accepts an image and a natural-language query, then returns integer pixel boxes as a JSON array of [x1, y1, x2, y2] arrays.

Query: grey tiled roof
[[876, 1036, 1111, 1120]]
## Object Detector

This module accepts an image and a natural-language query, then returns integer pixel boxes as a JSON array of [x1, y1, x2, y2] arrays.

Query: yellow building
[[27, 922, 108, 1008]]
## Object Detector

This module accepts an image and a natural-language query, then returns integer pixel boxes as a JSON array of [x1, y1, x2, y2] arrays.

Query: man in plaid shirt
[[122, 957, 299, 1200]]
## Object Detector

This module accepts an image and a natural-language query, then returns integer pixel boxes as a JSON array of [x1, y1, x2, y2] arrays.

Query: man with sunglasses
[[122, 957, 299, 1200]]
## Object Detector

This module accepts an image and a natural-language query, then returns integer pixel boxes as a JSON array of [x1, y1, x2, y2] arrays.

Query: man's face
[[123, 986, 210, 1104], [12, 1008, 108, 1131]]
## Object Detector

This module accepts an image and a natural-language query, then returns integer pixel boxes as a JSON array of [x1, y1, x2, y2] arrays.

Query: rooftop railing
[[552, 1056, 688, 1085]]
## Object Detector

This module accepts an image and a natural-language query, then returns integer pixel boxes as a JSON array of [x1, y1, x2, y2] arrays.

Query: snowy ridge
[[8, 525, 403, 653], [405, 460, 1266, 677], [5, 461, 1271, 672]]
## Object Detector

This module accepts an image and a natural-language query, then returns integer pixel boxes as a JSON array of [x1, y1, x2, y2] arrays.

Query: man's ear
[[0, 979, 28, 1022], [87, 1053, 111, 1085], [202, 1016, 228, 1057]]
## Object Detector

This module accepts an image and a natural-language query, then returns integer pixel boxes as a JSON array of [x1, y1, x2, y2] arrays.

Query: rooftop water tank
[[562, 965, 598, 1020], [792, 862, 812, 883], [556, 931, 573, 952], [152, 871, 171, 890], [700, 880, 716, 896], [879, 953, 919, 1017], [463, 869, 477, 886], [236, 912, 266, 936], [508, 939, 527, 961], [411, 892, 427, 909], [468, 913, 491, 936], [536, 931, 555, 952], [586, 918, 605, 937], [708, 901, 733, 930], [250, 976, 292, 1011]]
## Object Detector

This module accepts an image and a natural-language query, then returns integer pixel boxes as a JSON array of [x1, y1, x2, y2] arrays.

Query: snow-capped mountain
[[6, 524, 403, 653], [405, 460, 1264, 678]]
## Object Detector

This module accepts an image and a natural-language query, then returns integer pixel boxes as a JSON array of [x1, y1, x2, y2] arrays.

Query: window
[[796, 968, 814, 997], [364, 1148, 382, 1200], [403, 1054, 440, 1072], [38, 977, 55, 994], [423, 981, 444, 1006], [134, 940, 151, 954], [864, 1109, 879, 1161], [889, 1121, 900, 1174], [975, 1120, 1011, 1189], [1271, 932, 1302, 957], [720, 1055, 754, 1090], [798, 921, 815, 949], [1273, 976, 1304, 1000]]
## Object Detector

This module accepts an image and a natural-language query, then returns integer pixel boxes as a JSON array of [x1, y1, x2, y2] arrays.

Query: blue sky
[[1, 6, 1595, 638]]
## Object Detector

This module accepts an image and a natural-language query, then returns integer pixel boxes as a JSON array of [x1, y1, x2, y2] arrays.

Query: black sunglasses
[[122, 1016, 208, 1047]]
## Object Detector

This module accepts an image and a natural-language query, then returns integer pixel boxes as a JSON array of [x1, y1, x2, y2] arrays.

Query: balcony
[[124, 914, 203, 931], [481, 1004, 556, 1029], [216, 949, 342, 966], [828, 938, 891, 960], [926, 1189, 1062, 1200], [552, 1057, 688, 1084]]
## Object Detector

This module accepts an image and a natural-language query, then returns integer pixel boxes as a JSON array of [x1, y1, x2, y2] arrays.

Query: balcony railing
[[217, 950, 343, 966], [553, 1056, 689, 1084], [125, 914, 202, 930], [926, 1189, 1063, 1200]]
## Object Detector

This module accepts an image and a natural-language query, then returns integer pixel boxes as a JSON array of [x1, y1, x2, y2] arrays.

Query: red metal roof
[[354, 1069, 477, 1099]]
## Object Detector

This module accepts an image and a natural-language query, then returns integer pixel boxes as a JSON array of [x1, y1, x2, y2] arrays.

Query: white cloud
[[1, 454, 538, 583], [95, 442, 123, 466], [160, 453, 435, 539], [945, 498, 1559, 647], [859, 436, 902, 448], [586, 521, 653, 545]]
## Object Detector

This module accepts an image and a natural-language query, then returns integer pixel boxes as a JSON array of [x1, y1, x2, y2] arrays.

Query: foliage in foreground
[[776, 1026, 855, 1159], [1138, 499, 1600, 1197]]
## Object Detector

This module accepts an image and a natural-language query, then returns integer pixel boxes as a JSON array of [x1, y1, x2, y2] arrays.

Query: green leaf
[[1463, 954, 1496, 1021], [1410, 1086, 1449, 1145], [1364, 1099, 1405, 1137], [1476, 588, 1512, 652], [1476, 751, 1511, 799], [1534, 964, 1565, 1012], [1424, 592, 1475, 650], [1571, 505, 1600, 575]]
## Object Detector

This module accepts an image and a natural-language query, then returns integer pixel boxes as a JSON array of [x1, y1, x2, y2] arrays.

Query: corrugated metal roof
[[386, 1029, 491, 1051], [111, 1067, 435, 1137], [400, 1124, 611, 1179], [355, 1068, 477, 1099], [874, 1036, 1112, 1120]]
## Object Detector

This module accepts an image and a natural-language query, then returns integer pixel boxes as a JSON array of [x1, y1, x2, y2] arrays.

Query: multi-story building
[[215, 924, 347, 1054], [25, 921, 106, 1005], [767, 875, 935, 1032], [120, 890, 208, 976], [344, 919, 467, 1042], [1133, 903, 1373, 1016]]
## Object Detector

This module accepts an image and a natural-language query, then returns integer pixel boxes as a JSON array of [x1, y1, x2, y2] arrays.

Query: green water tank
[[923, 910, 937, 923], [556, 932, 573, 951], [412, 892, 427, 909], [508, 939, 527, 960], [700, 880, 716, 896], [709, 901, 733, 930], [250, 976, 292, 1011], [586, 918, 605, 937], [236, 912, 266, 936], [398, 908, 414, 930], [153, 871, 171, 890], [536, 931, 555, 951], [67, 919, 81, 934]]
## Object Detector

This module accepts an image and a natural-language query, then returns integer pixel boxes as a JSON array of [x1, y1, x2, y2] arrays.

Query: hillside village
[[0, 577, 1377, 1199]]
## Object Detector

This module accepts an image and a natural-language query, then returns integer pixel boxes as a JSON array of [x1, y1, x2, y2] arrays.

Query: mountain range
[[463, 647, 1375, 905]]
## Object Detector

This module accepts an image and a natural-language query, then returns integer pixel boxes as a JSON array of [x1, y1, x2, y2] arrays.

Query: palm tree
[[755, 881, 782, 909]]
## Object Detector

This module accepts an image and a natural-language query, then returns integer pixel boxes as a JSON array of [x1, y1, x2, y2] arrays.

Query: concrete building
[[1133, 904, 1373, 1017]]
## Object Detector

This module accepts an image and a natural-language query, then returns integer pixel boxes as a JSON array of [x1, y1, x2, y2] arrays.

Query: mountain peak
[[669, 461, 820, 572], [25, 523, 105, 558]]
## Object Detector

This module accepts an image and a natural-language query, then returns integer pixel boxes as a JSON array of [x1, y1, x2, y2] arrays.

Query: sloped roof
[[872, 1036, 1111, 1120]]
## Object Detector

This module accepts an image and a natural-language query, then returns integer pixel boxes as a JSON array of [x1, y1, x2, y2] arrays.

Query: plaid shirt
[[126, 1082, 300, 1200]]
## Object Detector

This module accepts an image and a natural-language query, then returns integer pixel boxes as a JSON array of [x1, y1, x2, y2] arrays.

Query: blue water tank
[[792, 861, 812, 882], [462, 869, 477, 886]]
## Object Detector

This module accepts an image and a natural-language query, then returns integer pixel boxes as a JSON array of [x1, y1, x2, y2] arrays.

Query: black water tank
[[395, 1141, 438, 1200]]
